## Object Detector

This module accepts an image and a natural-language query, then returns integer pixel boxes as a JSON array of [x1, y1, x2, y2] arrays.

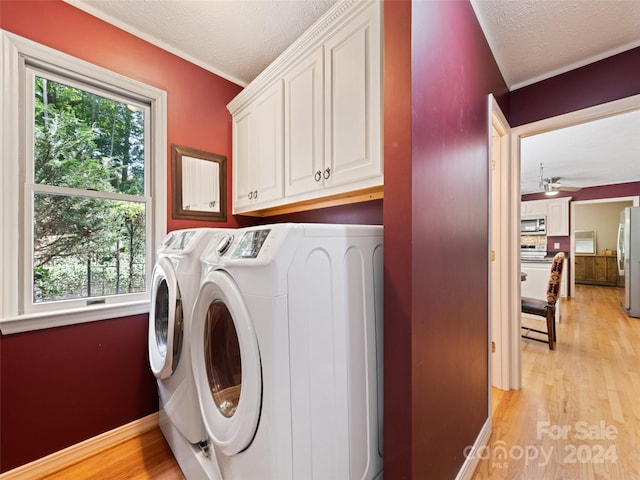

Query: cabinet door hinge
[[492, 341, 496, 353], [491, 250, 496, 262]]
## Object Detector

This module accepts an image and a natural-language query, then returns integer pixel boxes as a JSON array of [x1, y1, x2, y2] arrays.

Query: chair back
[[546, 252, 565, 304]]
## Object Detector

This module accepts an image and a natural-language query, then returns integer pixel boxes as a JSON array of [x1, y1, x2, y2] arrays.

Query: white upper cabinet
[[521, 200, 547, 217], [228, 0, 382, 215], [232, 82, 284, 212], [232, 106, 253, 210], [546, 197, 570, 236], [323, 4, 382, 192], [283, 48, 324, 198]]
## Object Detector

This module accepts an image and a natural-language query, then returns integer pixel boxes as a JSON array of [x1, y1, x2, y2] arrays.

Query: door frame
[[489, 94, 516, 392], [508, 92, 640, 390]]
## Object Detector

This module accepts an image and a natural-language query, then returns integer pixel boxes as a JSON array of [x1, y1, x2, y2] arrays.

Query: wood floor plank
[[34, 427, 184, 479], [473, 285, 640, 479]]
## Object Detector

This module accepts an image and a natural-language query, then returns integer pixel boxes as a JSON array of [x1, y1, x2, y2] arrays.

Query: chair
[[521, 252, 565, 350]]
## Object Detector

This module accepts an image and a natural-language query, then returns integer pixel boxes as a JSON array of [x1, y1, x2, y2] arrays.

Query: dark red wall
[[0, 0, 242, 471], [382, 1, 508, 478], [382, 1, 413, 478], [1, 316, 155, 468], [509, 46, 640, 127]]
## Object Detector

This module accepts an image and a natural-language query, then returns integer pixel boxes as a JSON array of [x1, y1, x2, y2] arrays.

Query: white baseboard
[[455, 417, 491, 480], [0, 412, 159, 479]]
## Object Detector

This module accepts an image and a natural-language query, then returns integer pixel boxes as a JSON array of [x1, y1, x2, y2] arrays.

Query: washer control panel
[[231, 229, 271, 259]]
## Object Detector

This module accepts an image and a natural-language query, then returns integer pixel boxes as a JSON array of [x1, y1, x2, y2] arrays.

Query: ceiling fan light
[[543, 182, 559, 195]]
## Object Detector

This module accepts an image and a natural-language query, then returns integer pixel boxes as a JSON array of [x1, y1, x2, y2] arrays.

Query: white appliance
[[189, 223, 384, 480], [148, 228, 224, 479], [618, 207, 640, 317]]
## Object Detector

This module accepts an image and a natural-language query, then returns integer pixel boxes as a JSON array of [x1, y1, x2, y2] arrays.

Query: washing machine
[[189, 223, 384, 479], [148, 228, 225, 480]]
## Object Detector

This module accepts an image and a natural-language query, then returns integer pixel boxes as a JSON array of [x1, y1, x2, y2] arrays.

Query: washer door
[[148, 257, 183, 380], [191, 270, 262, 456]]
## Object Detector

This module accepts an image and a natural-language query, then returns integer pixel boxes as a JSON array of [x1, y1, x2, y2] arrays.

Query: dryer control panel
[[231, 229, 271, 259]]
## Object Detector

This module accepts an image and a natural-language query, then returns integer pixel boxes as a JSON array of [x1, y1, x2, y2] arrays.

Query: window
[[575, 230, 596, 254], [1, 31, 167, 333]]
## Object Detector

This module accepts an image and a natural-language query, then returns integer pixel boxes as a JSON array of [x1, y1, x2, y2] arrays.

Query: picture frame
[[171, 144, 227, 222]]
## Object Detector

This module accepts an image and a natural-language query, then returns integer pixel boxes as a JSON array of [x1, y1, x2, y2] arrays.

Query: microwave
[[521, 216, 546, 235]]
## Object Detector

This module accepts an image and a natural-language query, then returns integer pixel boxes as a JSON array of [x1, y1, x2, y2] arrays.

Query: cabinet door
[[284, 48, 324, 197], [575, 256, 586, 281], [595, 256, 608, 282], [232, 107, 253, 210], [607, 256, 620, 285], [253, 82, 284, 205], [324, 2, 381, 189], [546, 198, 570, 236], [522, 200, 547, 217], [583, 256, 595, 281]]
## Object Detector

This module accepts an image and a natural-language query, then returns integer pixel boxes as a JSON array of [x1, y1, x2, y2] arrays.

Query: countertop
[[521, 252, 568, 264]]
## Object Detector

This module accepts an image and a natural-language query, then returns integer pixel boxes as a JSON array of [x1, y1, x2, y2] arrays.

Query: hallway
[[473, 285, 640, 479]]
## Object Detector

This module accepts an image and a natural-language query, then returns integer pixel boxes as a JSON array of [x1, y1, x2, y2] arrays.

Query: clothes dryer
[[190, 224, 383, 480], [148, 228, 224, 479]]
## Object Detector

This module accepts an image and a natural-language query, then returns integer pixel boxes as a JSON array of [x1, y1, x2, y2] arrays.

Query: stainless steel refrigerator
[[618, 207, 640, 317]]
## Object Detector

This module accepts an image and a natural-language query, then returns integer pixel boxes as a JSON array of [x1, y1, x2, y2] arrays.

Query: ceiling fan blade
[[557, 185, 581, 192]]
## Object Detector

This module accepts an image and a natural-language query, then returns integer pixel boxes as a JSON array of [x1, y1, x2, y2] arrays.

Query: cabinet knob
[[323, 168, 331, 180], [314, 170, 322, 182]]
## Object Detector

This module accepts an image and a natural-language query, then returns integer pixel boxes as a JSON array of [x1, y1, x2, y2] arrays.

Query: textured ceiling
[[64, 0, 338, 86], [471, 0, 640, 90]]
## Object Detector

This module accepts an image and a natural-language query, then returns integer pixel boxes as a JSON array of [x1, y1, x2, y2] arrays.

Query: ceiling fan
[[538, 163, 581, 196]]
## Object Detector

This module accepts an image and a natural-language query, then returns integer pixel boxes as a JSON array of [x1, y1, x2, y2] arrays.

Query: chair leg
[[546, 306, 556, 350]]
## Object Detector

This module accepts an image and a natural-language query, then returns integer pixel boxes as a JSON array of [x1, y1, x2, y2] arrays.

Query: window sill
[[0, 300, 150, 334]]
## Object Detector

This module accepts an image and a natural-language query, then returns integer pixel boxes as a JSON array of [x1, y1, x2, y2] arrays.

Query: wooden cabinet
[[575, 255, 620, 286], [232, 83, 284, 211], [229, 0, 382, 216]]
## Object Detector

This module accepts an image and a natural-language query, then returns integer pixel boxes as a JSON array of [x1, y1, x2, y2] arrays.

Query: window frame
[[1, 30, 167, 334]]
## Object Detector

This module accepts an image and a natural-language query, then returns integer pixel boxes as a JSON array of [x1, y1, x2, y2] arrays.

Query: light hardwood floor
[[473, 285, 640, 479], [33, 428, 184, 479]]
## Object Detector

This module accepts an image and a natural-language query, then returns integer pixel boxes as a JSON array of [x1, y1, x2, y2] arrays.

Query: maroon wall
[[381, 0, 508, 478], [509, 46, 640, 127], [382, 1, 413, 478], [1, 316, 155, 468], [0, 0, 242, 471]]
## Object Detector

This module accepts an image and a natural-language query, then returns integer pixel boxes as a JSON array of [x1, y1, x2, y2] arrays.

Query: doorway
[[570, 197, 639, 296], [508, 92, 640, 390]]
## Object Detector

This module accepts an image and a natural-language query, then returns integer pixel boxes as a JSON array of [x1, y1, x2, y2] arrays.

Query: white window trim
[[0, 30, 167, 334]]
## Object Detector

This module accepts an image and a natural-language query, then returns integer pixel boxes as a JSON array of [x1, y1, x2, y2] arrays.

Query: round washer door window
[[148, 257, 183, 379], [205, 301, 242, 418], [191, 270, 261, 456]]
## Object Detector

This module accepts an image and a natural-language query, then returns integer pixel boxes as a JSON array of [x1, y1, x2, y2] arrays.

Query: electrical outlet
[[554, 242, 560, 249]]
